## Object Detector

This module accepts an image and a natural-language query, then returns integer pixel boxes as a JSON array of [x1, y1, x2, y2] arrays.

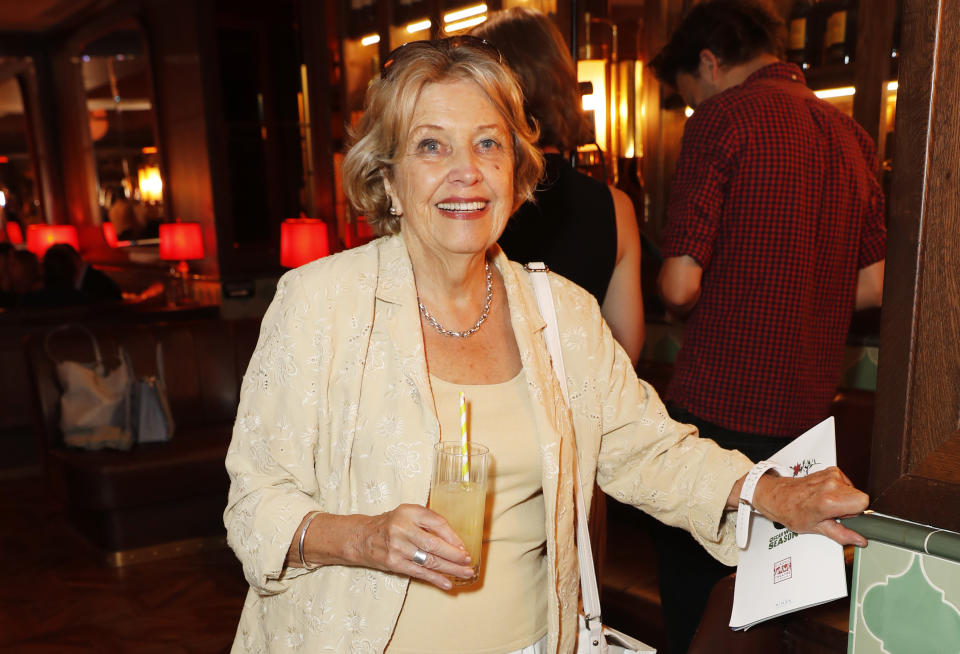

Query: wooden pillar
[[871, 0, 960, 531], [852, 0, 898, 157], [299, 0, 338, 246]]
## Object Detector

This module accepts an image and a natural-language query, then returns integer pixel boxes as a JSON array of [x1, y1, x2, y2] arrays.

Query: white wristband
[[736, 461, 789, 549]]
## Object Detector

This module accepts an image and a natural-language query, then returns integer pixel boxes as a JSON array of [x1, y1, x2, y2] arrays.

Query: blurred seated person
[[22, 243, 121, 307], [1, 249, 42, 307], [0, 243, 14, 308], [107, 186, 144, 241], [9, 249, 41, 295]]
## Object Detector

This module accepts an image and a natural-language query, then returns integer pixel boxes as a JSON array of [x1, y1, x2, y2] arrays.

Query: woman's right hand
[[290, 505, 475, 590], [351, 504, 475, 590]]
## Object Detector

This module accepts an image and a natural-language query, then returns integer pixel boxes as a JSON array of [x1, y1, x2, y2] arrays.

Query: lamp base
[[166, 260, 195, 307]]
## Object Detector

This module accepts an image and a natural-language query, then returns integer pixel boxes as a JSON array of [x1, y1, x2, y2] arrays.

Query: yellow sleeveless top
[[387, 371, 547, 653]]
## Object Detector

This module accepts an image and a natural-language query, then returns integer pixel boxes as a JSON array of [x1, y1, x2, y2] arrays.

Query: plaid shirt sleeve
[[853, 128, 887, 268], [661, 106, 738, 269]]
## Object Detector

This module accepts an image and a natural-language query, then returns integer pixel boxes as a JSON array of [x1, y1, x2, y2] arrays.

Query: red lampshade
[[26, 224, 79, 257], [281, 218, 329, 268], [356, 218, 374, 240], [344, 217, 375, 249], [159, 222, 204, 261], [5, 221, 23, 245], [102, 221, 119, 247]]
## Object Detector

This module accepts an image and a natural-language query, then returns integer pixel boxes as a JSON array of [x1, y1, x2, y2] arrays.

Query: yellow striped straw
[[459, 391, 469, 483]]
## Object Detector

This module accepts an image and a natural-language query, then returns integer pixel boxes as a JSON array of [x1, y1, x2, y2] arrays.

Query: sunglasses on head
[[381, 35, 503, 79]]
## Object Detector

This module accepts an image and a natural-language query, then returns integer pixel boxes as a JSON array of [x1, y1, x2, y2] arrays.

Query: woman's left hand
[[747, 466, 869, 547]]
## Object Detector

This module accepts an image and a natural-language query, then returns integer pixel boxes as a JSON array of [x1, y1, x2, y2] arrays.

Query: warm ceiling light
[[814, 86, 856, 99], [361, 34, 380, 46], [138, 165, 163, 204], [407, 19, 431, 33], [444, 4, 486, 23], [887, 81, 899, 92], [444, 15, 487, 32], [141, 146, 158, 154], [684, 106, 695, 117], [577, 60, 607, 152]]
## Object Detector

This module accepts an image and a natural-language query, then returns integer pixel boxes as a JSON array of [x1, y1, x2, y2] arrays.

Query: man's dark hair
[[650, 0, 785, 87]]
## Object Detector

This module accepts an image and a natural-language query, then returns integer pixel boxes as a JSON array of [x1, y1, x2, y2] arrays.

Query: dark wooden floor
[[0, 468, 247, 653]]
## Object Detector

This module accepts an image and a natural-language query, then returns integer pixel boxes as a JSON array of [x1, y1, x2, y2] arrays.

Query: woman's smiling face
[[384, 78, 515, 262]]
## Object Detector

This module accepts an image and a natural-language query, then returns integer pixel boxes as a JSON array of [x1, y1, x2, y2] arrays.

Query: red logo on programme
[[774, 558, 793, 584]]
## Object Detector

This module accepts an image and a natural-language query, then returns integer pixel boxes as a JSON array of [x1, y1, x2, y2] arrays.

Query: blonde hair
[[341, 39, 544, 235]]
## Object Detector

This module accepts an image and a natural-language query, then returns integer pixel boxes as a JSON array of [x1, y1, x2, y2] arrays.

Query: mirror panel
[[80, 27, 162, 244], [0, 58, 45, 238]]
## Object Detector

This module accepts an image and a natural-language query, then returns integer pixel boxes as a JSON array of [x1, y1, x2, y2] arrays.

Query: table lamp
[[26, 224, 79, 257], [102, 222, 119, 247], [4, 220, 23, 245], [159, 221, 204, 304], [280, 218, 329, 268]]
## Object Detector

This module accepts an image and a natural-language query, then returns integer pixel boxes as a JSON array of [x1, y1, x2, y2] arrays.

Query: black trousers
[[651, 404, 794, 654]]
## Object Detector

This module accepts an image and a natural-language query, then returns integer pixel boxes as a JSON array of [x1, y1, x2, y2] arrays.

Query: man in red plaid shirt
[[648, 1, 886, 651]]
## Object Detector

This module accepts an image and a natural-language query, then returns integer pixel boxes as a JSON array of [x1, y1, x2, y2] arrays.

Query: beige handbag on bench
[[45, 324, 133, 450]]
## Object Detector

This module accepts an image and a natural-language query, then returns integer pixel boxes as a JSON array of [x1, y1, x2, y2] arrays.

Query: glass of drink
[[429, 441, 490, 586]]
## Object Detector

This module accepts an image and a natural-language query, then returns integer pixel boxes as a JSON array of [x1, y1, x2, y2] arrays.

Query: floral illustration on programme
[[792, 459, 820, 477]]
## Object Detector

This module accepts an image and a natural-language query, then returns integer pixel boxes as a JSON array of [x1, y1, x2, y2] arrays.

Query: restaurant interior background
[[0, 0, 957, 652]]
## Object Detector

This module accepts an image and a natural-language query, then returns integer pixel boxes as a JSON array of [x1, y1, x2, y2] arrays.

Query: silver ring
[[412, 548, 428, 566]]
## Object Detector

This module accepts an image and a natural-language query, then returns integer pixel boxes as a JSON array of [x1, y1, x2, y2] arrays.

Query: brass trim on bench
[[102, 535, 229, 567]]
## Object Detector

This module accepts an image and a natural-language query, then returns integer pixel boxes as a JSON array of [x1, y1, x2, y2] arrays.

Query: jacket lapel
[[496, 251, 579, 654], [374, 236, 440, 504]]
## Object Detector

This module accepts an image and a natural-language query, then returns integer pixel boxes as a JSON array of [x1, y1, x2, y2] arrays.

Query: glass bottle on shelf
[[822, 0, 858, 66], [347, 0, 378, 39], [787, 0, 815, 68], [890, 0, 902, 61]]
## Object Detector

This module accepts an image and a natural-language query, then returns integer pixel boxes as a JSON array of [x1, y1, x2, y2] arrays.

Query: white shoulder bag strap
[[525, 262, 605, 643]]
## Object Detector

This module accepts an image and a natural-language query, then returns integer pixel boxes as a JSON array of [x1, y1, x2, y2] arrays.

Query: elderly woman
[[224, 37, 867, 653]]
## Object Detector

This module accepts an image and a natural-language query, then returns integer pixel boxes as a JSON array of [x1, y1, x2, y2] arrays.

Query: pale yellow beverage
[[429, 480, 488, 583], [431, 441, 490, 586]]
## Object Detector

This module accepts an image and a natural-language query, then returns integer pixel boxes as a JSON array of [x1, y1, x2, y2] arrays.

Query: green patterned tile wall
[[842, 513, 960, 654], [848, 541, 960, 653]]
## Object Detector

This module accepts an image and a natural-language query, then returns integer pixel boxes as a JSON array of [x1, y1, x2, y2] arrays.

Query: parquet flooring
[[0, 472, 247, 653]]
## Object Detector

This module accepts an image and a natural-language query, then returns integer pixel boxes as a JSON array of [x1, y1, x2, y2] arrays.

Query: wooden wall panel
[[871, 0, 960, 532], [852, 0, 898, 150], [141, 0, 219, 277]]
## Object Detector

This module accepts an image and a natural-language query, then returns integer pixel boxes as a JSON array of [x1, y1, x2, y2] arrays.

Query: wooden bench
[[25, 316, 260, 564]]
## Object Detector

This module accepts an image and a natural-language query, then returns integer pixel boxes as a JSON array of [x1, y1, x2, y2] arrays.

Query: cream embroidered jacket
[[224, 234, 753, 653]]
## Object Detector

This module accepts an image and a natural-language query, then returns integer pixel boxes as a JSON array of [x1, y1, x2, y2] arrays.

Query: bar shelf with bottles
[[786, 0, 900, 92], [786, 0, 900, 191]]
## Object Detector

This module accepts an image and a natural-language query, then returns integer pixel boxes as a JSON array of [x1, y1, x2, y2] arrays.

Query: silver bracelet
[[298, 511, 322, 570]]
